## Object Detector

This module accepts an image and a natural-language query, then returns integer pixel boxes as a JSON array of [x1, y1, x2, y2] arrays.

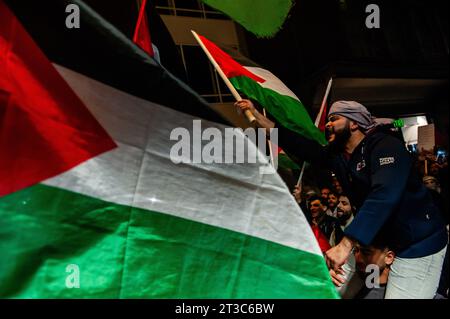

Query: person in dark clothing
[[307, 195, 336, 253], [321, 186, 332, 201], [235, 99, 448, 298], [292, 184, 308, 217], [329, 194, 354, 247], [326, 190, 339, 217], [423, 175, 449, 225], [423, 176, 450, 299], [308, 195, 339, 240], [331, 176, 344, 196]]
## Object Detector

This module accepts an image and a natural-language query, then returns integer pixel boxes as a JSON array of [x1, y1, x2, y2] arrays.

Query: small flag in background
[[318, 99, 328, 132], [199, 39, 302, 170], [295, 78, 333, 186], [194, 33, 327, 146], [311, 225, 331, 253], [277, 147, 301, 170], [133, 0, 154, 57], [316, 79, 332, 132]]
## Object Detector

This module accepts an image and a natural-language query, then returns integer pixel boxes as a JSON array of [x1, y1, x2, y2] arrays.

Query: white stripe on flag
[[244, 66, 300, 101], [43, 65, 322, 257]]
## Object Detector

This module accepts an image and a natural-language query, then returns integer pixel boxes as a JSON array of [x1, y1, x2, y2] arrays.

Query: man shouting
[[236, 99, 447, 298]]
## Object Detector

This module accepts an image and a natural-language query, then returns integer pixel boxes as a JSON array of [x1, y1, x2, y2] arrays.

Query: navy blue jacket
[[278, 125, 447, 258]]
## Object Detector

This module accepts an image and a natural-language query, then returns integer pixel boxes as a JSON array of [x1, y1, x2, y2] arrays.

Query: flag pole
[[263, 108, 275, 167], [296, 77, 333, 186], [296, 162, 306, 187], [314, 78, 333, 127], [191, 30, 256, 123]]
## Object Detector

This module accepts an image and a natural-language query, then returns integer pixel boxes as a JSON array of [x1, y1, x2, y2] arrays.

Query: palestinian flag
[[0, 0, 338, 298], [317, 101, 328, 132], [277, 147, 301, 170], [214, 43, 302, 171], [201, 0, 293, 38], [315, 78, 333, 132], [195, 33, 327, 146]]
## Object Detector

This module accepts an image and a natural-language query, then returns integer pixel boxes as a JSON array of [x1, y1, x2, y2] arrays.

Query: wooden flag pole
[[314, 78, 333, 127], [296, 162, 307, 187], [263, 108, 275, 167], [191, 30, 256, 123], [296, 77, 333, 186]]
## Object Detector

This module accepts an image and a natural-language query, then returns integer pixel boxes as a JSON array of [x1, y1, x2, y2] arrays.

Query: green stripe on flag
[[0, 184, 338, 299], [202, 0, 293, 37], [278, 153, 301, 170], [230, 76, 327, 145]]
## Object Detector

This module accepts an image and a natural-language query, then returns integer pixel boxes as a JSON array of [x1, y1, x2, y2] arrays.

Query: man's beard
[[327, 122, 351, 152], [337, 211, 351, 224]]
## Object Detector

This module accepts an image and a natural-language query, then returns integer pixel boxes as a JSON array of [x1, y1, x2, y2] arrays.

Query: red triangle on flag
[[318, 101, 328, 132], [197, 34, 265, 83], [0, 1, 117, 197], [133, 0, 154, 57], [311, 225, 331, 252]]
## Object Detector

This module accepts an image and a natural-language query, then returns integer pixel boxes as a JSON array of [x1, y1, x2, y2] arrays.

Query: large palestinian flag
[[0, 0, 337, 298]]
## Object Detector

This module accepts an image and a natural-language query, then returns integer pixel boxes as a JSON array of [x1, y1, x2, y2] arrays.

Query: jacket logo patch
[[356, 160, 366, 171], [379, 157, 395, 166]]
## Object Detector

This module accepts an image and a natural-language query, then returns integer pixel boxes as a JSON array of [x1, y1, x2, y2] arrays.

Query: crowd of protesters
[[291, 145, 448, 299], [236, 98, 448, 299]]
